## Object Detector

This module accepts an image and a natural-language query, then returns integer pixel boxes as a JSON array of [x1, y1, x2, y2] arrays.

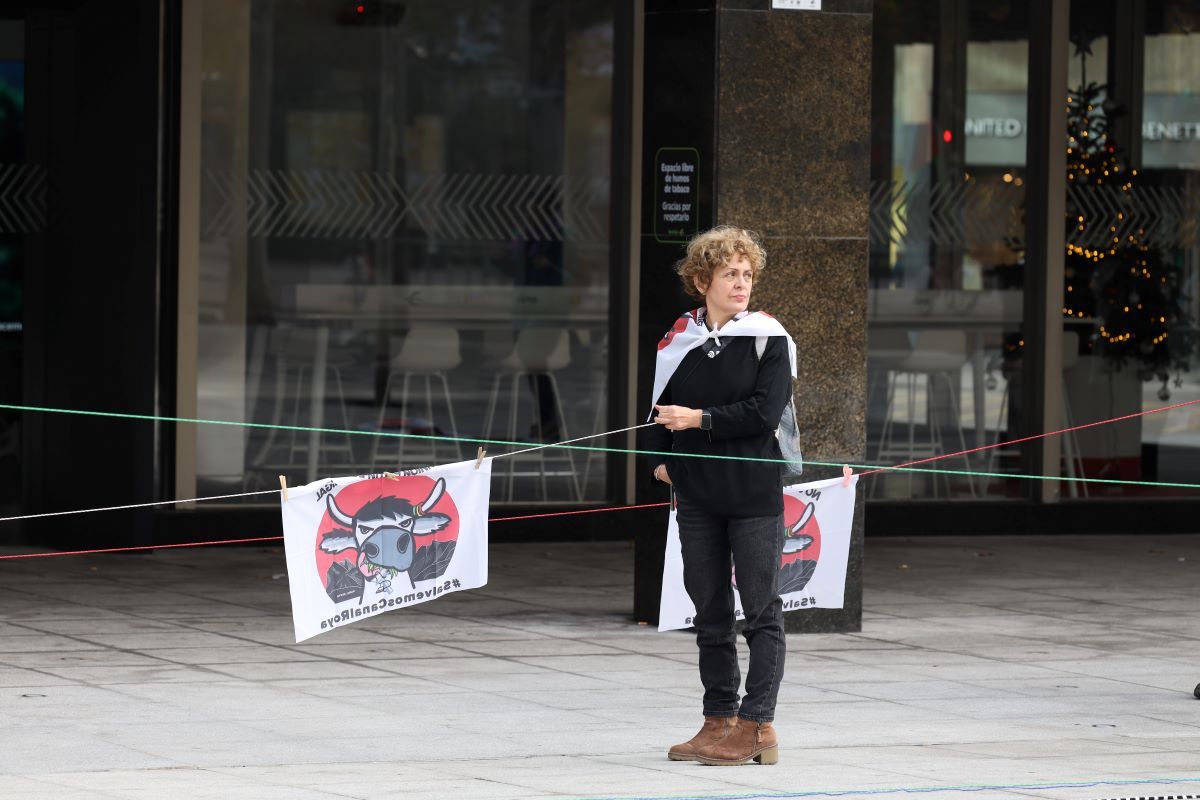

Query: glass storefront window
[[1137, 4, 1200, 494], [193, 1, 614, 504], [869, 2, 1029, 499], [1057, 0, 1200, 497]]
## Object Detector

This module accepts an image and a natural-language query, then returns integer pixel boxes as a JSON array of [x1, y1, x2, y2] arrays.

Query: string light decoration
[[1063, 48, 1195, 400]]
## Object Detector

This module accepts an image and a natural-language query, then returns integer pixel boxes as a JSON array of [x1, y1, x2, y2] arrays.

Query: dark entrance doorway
[[2, 1, 170, 547], [0, 12, 24, 520]]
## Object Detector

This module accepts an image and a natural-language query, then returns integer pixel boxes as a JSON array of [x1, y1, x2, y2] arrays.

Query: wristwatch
[[700, 411, 712, 431]]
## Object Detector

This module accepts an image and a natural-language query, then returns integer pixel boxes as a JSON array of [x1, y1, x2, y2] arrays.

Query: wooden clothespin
[[384, 471, 400, 481], [474, 446, 486, 470], [279, 475, 289, 502], [841, 464, 853, 487]]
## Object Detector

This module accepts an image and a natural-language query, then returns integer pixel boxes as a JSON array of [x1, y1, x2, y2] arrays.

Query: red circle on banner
[[313, 475, 460, 589], [780, 493, 821, 568], [657, 316, 690, 350]]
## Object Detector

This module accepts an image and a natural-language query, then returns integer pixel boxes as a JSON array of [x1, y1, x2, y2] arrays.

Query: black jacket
[[643, 334, 792, 518]]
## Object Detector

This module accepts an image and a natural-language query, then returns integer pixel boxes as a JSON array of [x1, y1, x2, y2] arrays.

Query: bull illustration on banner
[[659, 474, 856, 631], [319, 478, 452, 591]]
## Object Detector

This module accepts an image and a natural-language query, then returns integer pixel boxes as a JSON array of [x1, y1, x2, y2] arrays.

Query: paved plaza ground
[[1, 532, 1198, 800]]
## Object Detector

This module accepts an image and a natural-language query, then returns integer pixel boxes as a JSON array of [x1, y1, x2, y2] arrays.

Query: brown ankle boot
[[695, 717, 778, 765], [667, 716, 734, 761]]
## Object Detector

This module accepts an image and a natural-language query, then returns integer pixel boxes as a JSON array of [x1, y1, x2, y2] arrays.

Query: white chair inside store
[[482, 327, 582, 502], [872, 330, 977, 498], [982, 331, 1088, 498], [867, 330, 914, 418], [285, 328, 355, 470], [866, 330, 912, 499], [258, 326, 356, 471], [371, 325, 463, 470]]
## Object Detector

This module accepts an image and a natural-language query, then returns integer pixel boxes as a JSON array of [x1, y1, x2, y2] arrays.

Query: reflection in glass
[[869, 2, 1028, 499], [194, 1, 614, 504], [1058, 2, 1200, 497]]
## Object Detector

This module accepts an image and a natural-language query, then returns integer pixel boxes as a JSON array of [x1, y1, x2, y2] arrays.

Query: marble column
[[636, 0, 871, 634]]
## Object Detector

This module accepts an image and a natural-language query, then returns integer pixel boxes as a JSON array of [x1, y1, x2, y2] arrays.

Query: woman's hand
[[654, 404, 702, 431], [654, 463, 673, 485]]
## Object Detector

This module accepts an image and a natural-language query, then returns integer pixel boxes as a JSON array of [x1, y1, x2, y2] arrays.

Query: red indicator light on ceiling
[[943, 130, 953, 143], [356, 4, 365, 12]]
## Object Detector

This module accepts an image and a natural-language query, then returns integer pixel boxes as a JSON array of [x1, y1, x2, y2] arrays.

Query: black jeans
[[676, 495, 786, 724]]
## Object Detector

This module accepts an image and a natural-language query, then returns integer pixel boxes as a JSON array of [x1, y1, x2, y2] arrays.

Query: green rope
[[2, 402, 1198, 491]]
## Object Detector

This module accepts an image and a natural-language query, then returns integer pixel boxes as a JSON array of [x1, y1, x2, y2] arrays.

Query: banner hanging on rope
[[658, 475, 857, 632], [282, 459, 492, 642]]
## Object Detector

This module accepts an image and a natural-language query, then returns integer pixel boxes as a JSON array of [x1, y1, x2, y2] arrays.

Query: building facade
[[1, 0, 1198, 622]]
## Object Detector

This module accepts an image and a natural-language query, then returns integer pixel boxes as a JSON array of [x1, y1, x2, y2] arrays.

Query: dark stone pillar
[[635, 0, 871, 634]]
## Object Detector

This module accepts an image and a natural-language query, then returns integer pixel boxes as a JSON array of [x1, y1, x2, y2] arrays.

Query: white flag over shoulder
[[649, 308, 797, 415], [658, 475, 857, 632], [281, 459, 492, 642]]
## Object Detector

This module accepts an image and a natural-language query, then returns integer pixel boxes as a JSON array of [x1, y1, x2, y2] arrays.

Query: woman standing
[[646, 226, 796, 766]]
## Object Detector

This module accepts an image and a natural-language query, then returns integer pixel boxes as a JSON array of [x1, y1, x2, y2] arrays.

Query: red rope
[[857, 395, 1200, 478], [0, 536, 285, 561], [4, 396, 1199, 562], [0, 504, 674, 560]]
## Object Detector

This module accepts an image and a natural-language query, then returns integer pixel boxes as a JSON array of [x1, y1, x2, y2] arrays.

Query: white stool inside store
[[872, 329, 977, 498], [372, 324, 464, 470], [483, 327, 582, 502], [247, 326, 357, 475]]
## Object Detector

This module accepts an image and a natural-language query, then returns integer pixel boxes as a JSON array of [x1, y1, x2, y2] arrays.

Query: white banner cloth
[[281, 459, 492, 642], [658, 474, 857, 632]]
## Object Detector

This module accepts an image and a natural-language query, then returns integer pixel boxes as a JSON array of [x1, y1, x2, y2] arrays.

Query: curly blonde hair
[[675, 226, 767, 301]]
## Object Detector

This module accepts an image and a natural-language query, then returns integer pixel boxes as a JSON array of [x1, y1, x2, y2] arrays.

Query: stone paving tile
[[420, 668, 627, 694], [100, 681, 359, 721], [62, 630, 255, 650], [201, 658, 403, 682], [438, 757, 753, 797], [510, 653, 694, 673], [10, 617, 185, 635], [130, 644, 321, 665], [0, 648, 176, 669], [496, 687, 685, 711], [581, 753, 982, 797], [288, 640, 475, 661], [371, 653, 542, 674], [36, 768, 261, 795], [278, 674, 473, 699], [115, 783, 347, 799], [1, 683, 177, 719], [936, 737, 1171, 759], [0, 632, 108, 654], [0, 665, 79, 687], [1, 534, 1198, 800], [2, 725, 185, 774], [579, 631, 698, 652], [811, 677, 1017, 701], [890, 660, 1071, 682], [220, 764, 562, 798], [34, 663, 236, 685], [0, 775, 94, 799]]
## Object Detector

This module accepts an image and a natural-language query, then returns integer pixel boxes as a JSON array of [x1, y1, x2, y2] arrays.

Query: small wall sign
[[772, 0, 821, 9], [654, 147, 699, 244]]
